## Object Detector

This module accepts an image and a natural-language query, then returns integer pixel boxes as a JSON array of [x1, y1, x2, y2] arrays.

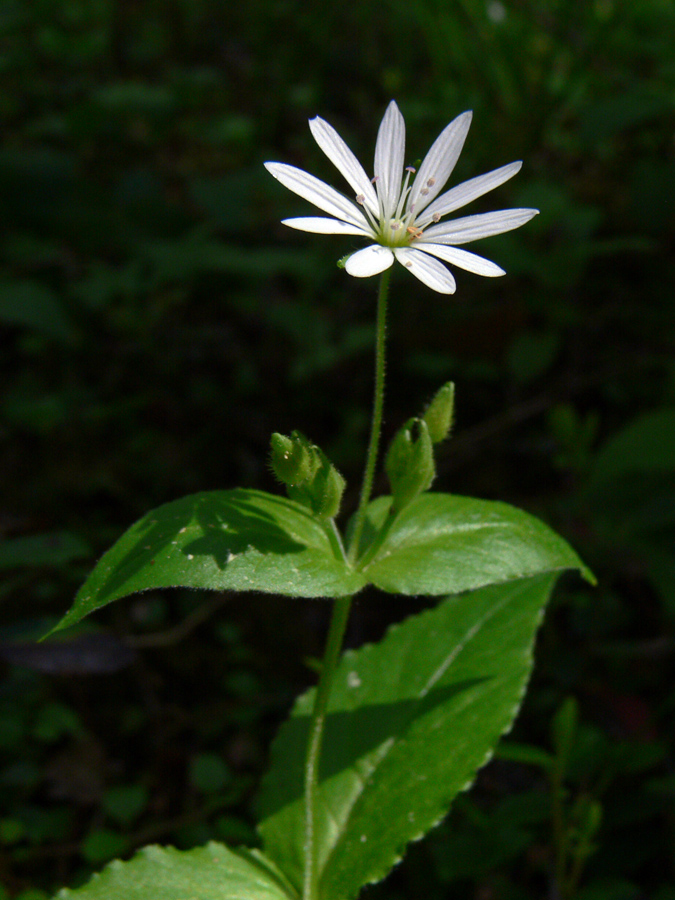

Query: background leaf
[[49, 489, 364, 636], [258, 573, 562, 900], [587, 408, 675, 486], [53, 842, 297, 900], [360, 494, 592, 595]]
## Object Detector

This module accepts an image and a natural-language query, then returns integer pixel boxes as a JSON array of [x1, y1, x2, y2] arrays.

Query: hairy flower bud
[[272, 432, 345, 519], [309, 450, 346, 519], [422, 382, 455, 444], [385, 417, 435, 512], [269, 431, 314, 486]]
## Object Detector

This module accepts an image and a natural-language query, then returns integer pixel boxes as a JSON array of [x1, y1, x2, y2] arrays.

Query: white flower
[[265, 101, 538, 295]]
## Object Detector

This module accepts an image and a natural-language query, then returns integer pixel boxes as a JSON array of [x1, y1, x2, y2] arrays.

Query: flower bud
[[269, 431, 314, 486], [423, 382, 455, 444], [309, 450, 346, 519], [385, 417, 435, 511], [273, 433, 346, 519]]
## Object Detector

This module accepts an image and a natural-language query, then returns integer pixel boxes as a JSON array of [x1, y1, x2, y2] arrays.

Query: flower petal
[[345, 245, 395, 278], [374, 100, 406, 221], [408, 111, 473, 216], [413, 242, 505, 276], [416, 161, 523, 226], [394, 247, 456, 294], [422, 208, 539, 244], [281, 216, 372, 235], [264, 162, 368, 229], [309, 116, 379, 217]]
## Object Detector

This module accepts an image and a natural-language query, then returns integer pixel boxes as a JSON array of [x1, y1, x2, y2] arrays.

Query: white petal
[[416, 161, 523, 226], [264, 162, 368, 229], [393, 247, 456, 294], [309, 116, 379, 217], [408, 111, 472, 216], [422, 208, 539, 245], [374, 100, 405, 221], [282, 216, 372, 236], [413, 242, 505, 276], [345, 244, 395, 278]]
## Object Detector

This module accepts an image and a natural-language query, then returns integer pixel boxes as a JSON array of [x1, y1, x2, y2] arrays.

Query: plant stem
[[302, 271, 391, 899], [302, 594, 353, 900], [347, 267, 391, 566], [322, 516, 348, 563]]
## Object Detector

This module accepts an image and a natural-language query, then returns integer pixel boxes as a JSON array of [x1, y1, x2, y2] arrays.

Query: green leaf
[[0, 531, 91, 570], [258, 573, 561, 900], [49, 489, 363, 636], [189, 753, 232, 793], [102, 785, 149, 826], [53, 843, 297, 900], [51, 490, 588, 637], [588, 408, 675, 487], [357, 494, 592, 594]]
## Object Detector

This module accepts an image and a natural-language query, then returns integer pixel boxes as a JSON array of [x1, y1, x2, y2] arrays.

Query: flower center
[[376, 218, 412, 247]]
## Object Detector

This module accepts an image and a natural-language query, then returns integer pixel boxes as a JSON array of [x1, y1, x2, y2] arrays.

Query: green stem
[[302, 270, 391, 899], [323, 517, 348, 564], [302, 595, 353, 900], [347, 267, 391, 566], [354, 505, 398, 571]]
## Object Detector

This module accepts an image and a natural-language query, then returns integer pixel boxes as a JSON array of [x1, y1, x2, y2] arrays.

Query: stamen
[[356, 194, 365, 205], [405, 166, 416, 173], [427, 177, 436, 187], [394, 168, 415, 221], [420, 188, 429, 196], [432, 212, 441, 222], [371, 176, 379, 184]]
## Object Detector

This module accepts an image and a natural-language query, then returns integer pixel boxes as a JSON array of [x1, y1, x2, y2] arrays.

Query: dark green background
[[1, 1, 674, 897]]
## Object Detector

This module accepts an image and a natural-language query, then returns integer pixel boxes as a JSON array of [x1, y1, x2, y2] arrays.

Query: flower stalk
[[347, 267, 391, 565]]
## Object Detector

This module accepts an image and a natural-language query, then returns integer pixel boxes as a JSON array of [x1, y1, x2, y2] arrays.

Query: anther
[[420, 188, 429, 196], [356, 194, 365, 205], [405, 166, 416, 173], [427, 177, 436, 187], [432, 212, 441, 222]]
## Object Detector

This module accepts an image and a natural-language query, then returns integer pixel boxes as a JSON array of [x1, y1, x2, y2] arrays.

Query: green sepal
[[385, 417, 435, 512], [276, 433, 345, 520], [269, 432, 315, 486], [422, 381, 455, 444]]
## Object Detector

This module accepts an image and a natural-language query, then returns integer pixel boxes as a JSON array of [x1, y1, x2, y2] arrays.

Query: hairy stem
[[302, 271, 391, 899], [303, 595, 353, 900], [347, 267, 391, 566]]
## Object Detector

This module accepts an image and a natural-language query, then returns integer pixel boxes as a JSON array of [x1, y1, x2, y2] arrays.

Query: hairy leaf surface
[[50, 489, 363, 635], [53, 843, 297, 899], [358, 494, 592, 594], [50, 490, 589, 636]]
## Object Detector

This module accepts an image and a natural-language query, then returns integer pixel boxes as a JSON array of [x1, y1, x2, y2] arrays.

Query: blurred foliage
[[0, 0, 674, 896]]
